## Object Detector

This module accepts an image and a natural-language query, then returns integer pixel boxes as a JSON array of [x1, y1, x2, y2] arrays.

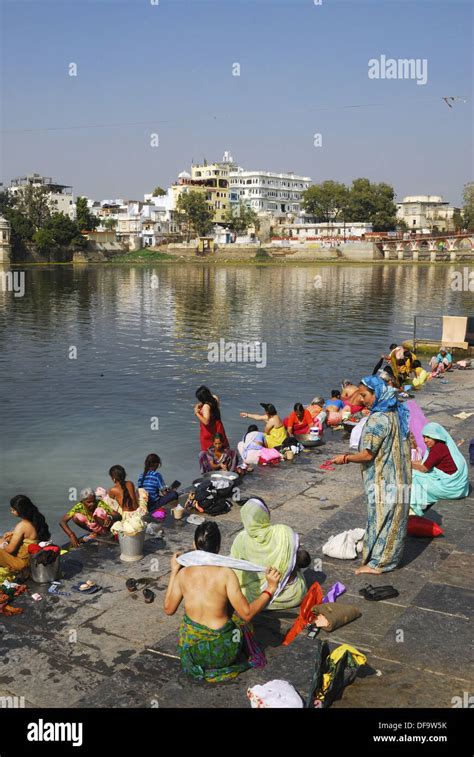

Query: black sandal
[[143, 588, 155, 604], [359, 584, 399, 601]]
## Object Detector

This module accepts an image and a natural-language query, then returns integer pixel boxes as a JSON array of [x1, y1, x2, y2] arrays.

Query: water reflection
[[0, 263, 472, 537]]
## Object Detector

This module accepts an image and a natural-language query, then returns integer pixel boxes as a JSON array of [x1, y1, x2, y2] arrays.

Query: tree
[[302, 181, 350, 223], [152, 186, 166, 197], [102, 217, 117, 231], [14, 185, 51, 229], [223, 202, 259, 236], [462, 182, 474, 231], [347, 178, 397, 231], [33, 213, 86, 255], [452, 209, 463, 232], [176, 191, 214, 239], [0, 191, 35, 255], [76, 196, 98, 231]]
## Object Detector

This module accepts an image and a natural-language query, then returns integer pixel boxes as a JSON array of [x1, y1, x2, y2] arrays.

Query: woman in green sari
[[230, 498, 308, 609]]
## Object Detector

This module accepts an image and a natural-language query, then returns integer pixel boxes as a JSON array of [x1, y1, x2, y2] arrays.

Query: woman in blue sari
[[332, 376, 411, 574]]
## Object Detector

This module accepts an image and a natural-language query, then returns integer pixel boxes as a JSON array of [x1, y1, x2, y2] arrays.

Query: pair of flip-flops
[[72, 580, 102, 595], [359, 584, 399, 601], [125, 578, 155, 604]]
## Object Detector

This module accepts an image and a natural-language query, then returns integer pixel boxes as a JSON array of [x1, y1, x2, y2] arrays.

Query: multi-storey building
[[229, 168, 311, 217], [396, 195, 459, 233], [9, 174, 75, 218]]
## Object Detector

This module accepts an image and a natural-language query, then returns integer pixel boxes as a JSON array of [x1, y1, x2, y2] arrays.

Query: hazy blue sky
[[1, 0, 472, 204]]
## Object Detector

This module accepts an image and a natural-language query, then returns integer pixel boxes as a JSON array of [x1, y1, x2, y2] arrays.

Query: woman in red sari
[[194, 385, 230, 451]]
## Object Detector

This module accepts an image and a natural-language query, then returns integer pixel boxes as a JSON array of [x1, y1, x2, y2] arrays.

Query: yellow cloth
[[412, 368, 429, 388], [321, 644, 367, 695], [265, 425, 287, 448]]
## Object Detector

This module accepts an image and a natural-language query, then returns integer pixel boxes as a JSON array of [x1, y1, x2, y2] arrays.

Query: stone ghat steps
[[0, 373, 473, 708]]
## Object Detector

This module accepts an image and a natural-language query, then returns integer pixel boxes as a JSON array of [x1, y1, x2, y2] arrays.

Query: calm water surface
[[1, 263, 472, 538]]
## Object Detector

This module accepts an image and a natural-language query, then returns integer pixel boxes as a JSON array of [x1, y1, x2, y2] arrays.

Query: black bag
[[305, 639, 362, 708], [193, 480, 232, 516]]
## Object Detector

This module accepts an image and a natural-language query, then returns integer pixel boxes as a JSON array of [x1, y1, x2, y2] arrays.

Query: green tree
[[102, 217, 117, 231], [152, 186, 166, 197], [176, 191, 214, 239], [76, 196, 98, 231], [33, 213, 86, 255], [0, 191, 35, 255], [462, 182, 474, 231], [347, 178, 397, 231], [223, 202, 259, 236], [302, 181, 350, 223], [14, 184, 51, 229], [452, 209, 463, 232]]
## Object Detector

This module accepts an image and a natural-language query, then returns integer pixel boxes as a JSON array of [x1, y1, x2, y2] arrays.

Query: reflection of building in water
[[168, 264, 395, 351]]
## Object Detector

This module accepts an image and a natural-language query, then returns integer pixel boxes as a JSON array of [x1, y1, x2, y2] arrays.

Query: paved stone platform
[[0, 371, 472, 709]]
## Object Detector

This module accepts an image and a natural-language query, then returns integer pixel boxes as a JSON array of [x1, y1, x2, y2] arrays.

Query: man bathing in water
[[164, 521, 281, 682]]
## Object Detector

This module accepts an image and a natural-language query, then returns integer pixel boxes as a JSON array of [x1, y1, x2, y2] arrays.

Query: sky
[[1, 0, 472, 204]]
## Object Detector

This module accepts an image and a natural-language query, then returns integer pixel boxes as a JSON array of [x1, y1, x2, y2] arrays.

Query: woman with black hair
[[240, 403, 287, 449], [0, 495, 50, 575], [137, 453, 179, 511], [164, 520, 281, 683], [108, 465, 138, 513], [194, 385, 229, 451]]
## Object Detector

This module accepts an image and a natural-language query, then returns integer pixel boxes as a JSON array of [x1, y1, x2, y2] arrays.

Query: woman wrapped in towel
[[164, 521, 281, 683]]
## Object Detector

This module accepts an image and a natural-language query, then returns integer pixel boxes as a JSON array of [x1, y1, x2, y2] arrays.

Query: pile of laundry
[[28, 543, 60, 565], [0, 580, 27, 616], [111, 510, 146, 537]]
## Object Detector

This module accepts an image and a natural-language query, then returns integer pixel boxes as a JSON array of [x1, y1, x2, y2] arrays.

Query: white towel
[[177, 550, 266, 573]]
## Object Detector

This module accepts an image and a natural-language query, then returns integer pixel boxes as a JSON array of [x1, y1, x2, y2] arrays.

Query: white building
[[280, 221, 373, 240], [140, 203, 170, 246], [229, 167, 311, 216], [9, 174, 75, 219], [396, 195, 459, 233], [0, 215, 12, 262]]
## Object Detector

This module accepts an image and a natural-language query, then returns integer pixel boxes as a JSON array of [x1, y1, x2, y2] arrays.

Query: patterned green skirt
[[178, 614, 251, 683]]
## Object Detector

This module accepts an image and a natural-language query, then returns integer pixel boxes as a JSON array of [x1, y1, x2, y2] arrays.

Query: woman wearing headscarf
[[230, 498, 308, 609], [410, 422, 469, 516], [331, 375, 411, 575]]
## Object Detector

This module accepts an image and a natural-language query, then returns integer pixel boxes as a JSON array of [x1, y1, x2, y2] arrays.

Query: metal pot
[[294, 434, 324, 448], [118, 530, 145, 562], [30, 553, 60, 584], [192, 471, 241, 498]]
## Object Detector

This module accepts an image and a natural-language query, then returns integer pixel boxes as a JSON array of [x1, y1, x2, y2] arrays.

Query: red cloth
[[407, 516, 443, 537], [199, 417, 229, 452], [344, 402, 364, 414], [282, 581, 324, 646], [28, 544, 42, 555], [286, 409, 313, 435], [424, 441, 457, 475]]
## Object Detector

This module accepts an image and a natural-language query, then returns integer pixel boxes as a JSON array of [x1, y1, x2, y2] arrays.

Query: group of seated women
[[60, 457, 179, 548]]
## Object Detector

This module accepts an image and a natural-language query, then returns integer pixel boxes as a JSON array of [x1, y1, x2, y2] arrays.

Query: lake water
[[1, 262, 471, 539]]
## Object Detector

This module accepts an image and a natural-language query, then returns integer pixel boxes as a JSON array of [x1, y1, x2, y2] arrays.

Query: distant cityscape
[[0, 151, 464, 258]]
